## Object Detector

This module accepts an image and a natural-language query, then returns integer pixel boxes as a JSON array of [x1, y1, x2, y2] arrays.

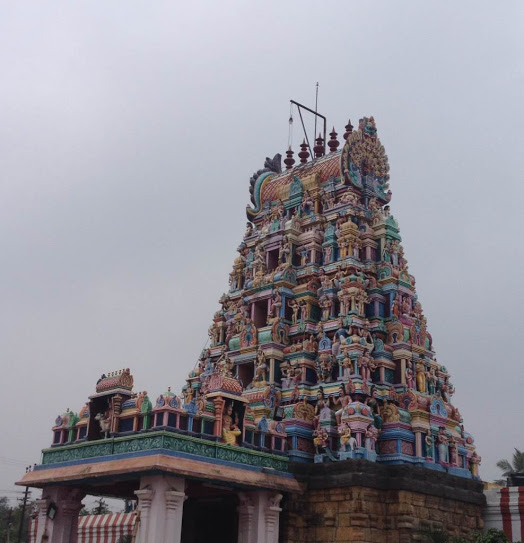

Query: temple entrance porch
[[29, 473, 284, 543]]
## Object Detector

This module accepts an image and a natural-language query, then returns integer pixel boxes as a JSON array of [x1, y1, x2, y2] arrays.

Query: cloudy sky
[[1, 1, 523, 502]]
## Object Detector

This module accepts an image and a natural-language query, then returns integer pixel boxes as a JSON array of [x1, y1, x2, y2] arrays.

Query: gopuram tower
[[19, 115, 485, 543]]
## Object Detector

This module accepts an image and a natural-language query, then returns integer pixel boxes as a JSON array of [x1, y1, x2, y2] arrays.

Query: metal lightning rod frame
[[290, 99, 327, 159]]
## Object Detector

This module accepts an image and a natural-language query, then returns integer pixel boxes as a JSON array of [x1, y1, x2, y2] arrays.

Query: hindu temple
[[18, 114, 486, 543]]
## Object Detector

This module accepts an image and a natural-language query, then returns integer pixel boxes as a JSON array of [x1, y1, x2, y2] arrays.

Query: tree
[[418, 526, 517, 543], [0, 496, 32, 543], [495, 448, 524, 486], [79, 498, 110, 517], [458, 529, 517, 542]]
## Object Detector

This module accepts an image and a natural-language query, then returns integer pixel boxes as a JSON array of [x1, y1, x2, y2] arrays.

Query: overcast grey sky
[[1, 1, 523, 500]]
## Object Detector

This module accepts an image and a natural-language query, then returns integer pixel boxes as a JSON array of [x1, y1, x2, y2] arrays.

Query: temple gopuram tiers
[[43, 116, 479, 480]]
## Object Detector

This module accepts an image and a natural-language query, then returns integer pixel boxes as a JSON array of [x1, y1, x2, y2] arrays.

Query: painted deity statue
[[425, 433, 435, 460], [313, 388, 331, 428], [252, 347, 268, 387], [95, 412, 111, 439], [222, 404, 241, 446], [299, 299, 310, 320], [416, 359, 426, 393], [469, 452, 481, 478], [338, 288, 351, 316], [366, 388, 382, 430], [270, 290, 282, 319], [332, 384, 352, 425], [437, 427, 449, 465], [381, 401, 400, 424], [405, 366, 415, 389], [319, 269, 332, 292], [243, 221, 253, 239], [358, 352, 376, 382], [313, 427, 329, 454], [338, 424, 357, 452], [301, 190, 315, 215], [217, 347, 234, 377], [288, 298, 300, 324], [324, 244, 332, 264], [427, 367, 438, 395], [331, 334, 341, 358], [365, 424, 379, 452], [342, 352, 354, 378], [319, 295, 332, 321], [279, 237, 291, 265]]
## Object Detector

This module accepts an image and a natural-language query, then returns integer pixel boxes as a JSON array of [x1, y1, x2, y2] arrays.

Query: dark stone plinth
[[281, 460, 485, 543], [290, 459, 485, 505]]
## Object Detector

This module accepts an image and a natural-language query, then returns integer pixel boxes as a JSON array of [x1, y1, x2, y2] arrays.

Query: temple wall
[[484, 487, 524, 542], [280, 461, 485, 543]]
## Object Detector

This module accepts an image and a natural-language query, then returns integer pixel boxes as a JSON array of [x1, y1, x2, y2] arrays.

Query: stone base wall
[[280, 461, 485, 543]]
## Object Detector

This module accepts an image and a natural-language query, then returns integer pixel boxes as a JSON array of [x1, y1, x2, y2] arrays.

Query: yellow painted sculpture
[[416, 360, 426, 393], [222, 404, 241, 446]]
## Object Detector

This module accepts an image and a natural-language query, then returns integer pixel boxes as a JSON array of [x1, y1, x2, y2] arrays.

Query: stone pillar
[[237, 492, 255, 543], [414, 431, 423, 457], [112, 394, 123, 432], [237, 490, 283, 543], [34, 498, 50, 543], [269, 358, 275, 383], [135, 475, 186, 543], [34, 487, 85, 543], [264, 492, 283, 543], [213, 397, 226, 438], [134, 488, 154, 543], [164, 490, 186, 542]]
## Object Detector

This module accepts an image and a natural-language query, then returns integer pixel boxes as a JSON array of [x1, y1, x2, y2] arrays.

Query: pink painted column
[[264, 493, 283, 543], [34, 487, 85, 543], [237, 490, 283, 543], [237, 492, 255, 543], [34, 498, 50, 543], [484, 487, 524, 541], [164, 489, 186, 542], [135, 475, 186, 543], [134, 488, 154, 542]]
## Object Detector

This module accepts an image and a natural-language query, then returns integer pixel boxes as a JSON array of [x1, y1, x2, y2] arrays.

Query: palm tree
[[495, 448, 524, 486]]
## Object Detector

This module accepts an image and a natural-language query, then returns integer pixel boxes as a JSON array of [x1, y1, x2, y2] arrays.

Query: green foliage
[[495, 448, 524, 486], [419, 526, 454, 543], [79, 499, 110, 516], [463, 528, 517, 542], [0, 495, 32, 542], [419, 526, 517, 543], [90, 499, 110, 515]]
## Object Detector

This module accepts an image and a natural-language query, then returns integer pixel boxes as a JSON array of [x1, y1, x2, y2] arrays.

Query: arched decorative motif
[[340, 117, 391, 203]]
